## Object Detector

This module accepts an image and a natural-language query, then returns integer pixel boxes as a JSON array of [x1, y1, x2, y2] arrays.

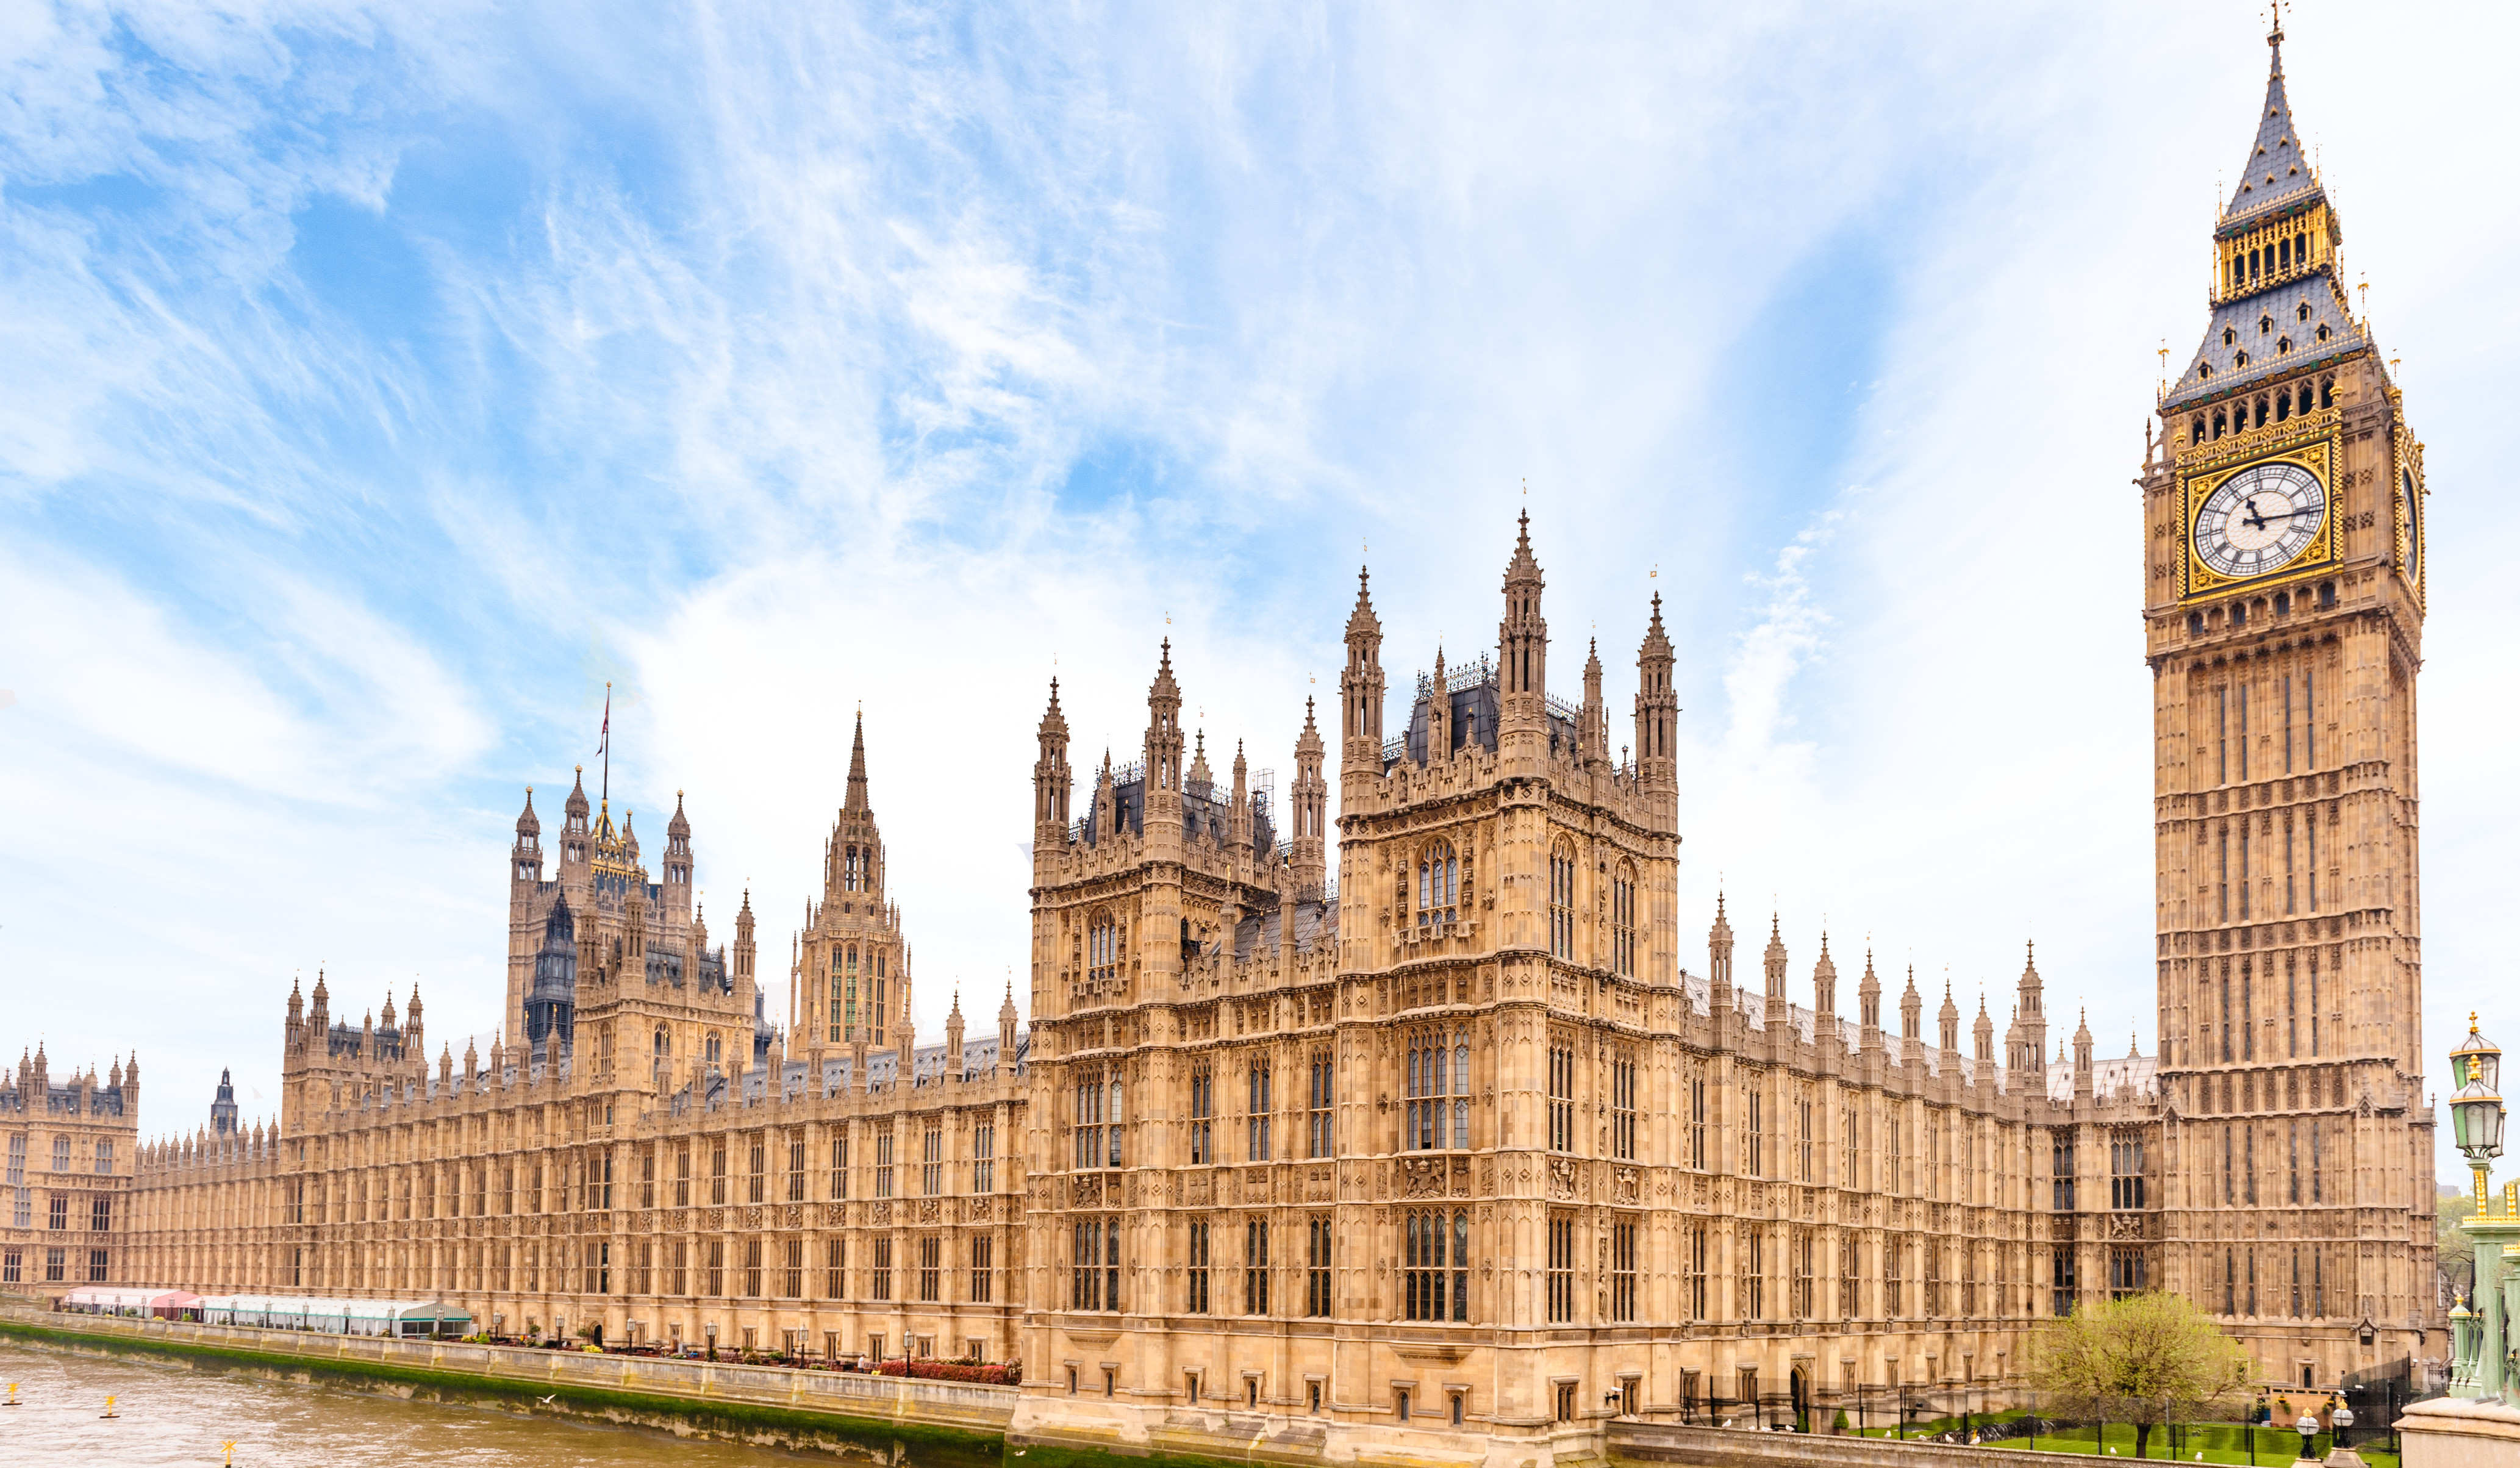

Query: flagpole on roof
[[599, 681, 612, 807]]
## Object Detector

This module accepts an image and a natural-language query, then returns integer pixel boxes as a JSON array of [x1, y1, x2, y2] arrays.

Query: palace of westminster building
[[3, 24, 2440, 1459]]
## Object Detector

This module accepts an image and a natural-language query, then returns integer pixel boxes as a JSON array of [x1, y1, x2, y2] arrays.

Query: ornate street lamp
[[2295, 1412, 2321, 1461], [2331, 1403, 2354, 1450], [2450, 1016, 2505, 1213]]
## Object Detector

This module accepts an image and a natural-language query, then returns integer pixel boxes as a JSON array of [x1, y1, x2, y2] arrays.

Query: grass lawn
[[1839, 1413, 2396, 1468]]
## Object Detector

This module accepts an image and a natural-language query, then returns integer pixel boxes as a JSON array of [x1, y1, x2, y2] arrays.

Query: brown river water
[[0, 1339, 859, 1466]]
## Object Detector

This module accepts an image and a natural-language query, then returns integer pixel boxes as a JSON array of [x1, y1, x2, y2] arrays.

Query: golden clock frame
[[2180, 438, 2338, 601]]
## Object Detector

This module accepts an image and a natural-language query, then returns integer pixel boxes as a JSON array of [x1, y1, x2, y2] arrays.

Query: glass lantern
[[2451, 1015, 2507, 1214]]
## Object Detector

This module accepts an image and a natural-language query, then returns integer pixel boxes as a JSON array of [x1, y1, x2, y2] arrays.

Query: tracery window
[[1073, 1069, 1122, 1169], [1307, 1051, 1334, 1158], [1610, 1217, 1638, 1322], [1548, 841, 1575, 959], [1609, 862, 1636, 977], [1188, 1068, 1214, 1164], [1547, 1041, 1575, 1153], [1611, 1048, 1636, 1161], [1243, 1219, 1270, 1315], [1406, 1208, 1470, 1322], [1247, 1065, 1273, 1161], [1305, 1216, 1333, 1317], [1545, 1212, 1575, 1323], [1087, 912, 1123, 984], [2109, 1134, 2146, 1209], [1417, 840, 1459, 928], [1186, 1220, 1210, 1312], [1407, 1029, 1470, 1150], [1072, 1216, 1119, 1311]]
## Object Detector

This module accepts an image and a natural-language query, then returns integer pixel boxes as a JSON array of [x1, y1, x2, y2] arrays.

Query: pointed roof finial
[[845, 710, 870, 812]]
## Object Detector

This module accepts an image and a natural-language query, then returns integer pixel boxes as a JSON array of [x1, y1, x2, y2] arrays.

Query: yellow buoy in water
[[222, 1440, 239, 1466], [2, 1381, 17, 1406], [101, 1394, 119, 1419]]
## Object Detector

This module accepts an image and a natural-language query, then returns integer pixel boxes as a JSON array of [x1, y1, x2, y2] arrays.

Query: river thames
[[0, 1341, 857, 1466]]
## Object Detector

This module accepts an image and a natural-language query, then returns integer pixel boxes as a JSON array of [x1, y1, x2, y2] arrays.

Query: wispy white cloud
[[3, 1, 2513, 1184]]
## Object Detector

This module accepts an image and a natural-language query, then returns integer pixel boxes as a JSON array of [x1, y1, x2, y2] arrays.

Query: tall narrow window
[[1796, 1094, 1813, 1183], [2286, 965, 2299, 1056], [2288, 1122, 2301, 1203], [1308, 1051, 1333, 1158], [1306, 1217, 1332, 1317], [1610, 863, 1636, 978], [2305, 668, 2316, 768], [2245, 1127, 2258, 1204], [2218, 827, 2230, 923], [2110, 1136, 2145, 1209], [1186, 1220, 1210, 1313], [1548, 842, 1575, 959], [2216, 687, 2228, 784], [2050, 1130, 2077, 1212], [1546, 1214, 1575, 1323], [1746, 1084, 1764, 1179], [828, 1133, 848, 1200], [1743, 1225, 1766, 1320], [918, 1235, 941, 1303], [1406, 1030, 1464, 1150], [1612, 1051, 1637, 1161], [1687, 1223, 1708, 1320], [2238, 678, 2250, 781], [1405, 1208, 1469, 1321], [1417, 840, 1458, 928], [1074, 1070, 1106, 1170], [2283, 675, 2294, 772], [1611, 1218, 1638, 1322], [1244, 1220, 1269, 1315], [922, 1126, 943, 1196], [973, 1121, 995, 1194], [2243, 973, 2256, 1061], [2311, 1119, 2323, 1202], [826, 1237, 844, 1300], [1189, 1069, 1214, 1164], [2286, 815, 2297, 914], [1688, 1075, 1706, 1170], [875, 1132, 895, 1198], [970, 1235, 993, 1303], [2239, 824, 2252, 920], [2307, 816, 2319, 913], [872, 1237, 893, 1301], [1247, 1065, 1273, 1161], [1547, 1043, 1575, 1153]]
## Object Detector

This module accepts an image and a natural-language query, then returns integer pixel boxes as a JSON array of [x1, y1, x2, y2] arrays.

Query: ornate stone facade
[[120, 725, 1029, 1363], [0, 1048, 138, 1294], [2142, 21, 2438, 1389], [63, 23, 2441, 1464]]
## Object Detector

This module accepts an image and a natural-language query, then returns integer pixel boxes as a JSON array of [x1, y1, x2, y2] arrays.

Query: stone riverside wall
[[1606, 1420, 2115, 1468], [0, 1302, 1014, 1457]]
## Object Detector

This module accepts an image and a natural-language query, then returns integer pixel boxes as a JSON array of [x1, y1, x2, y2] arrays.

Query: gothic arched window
[[1417, 840, 1458, 928], [1549, 841, 1575, 959], [1611, 861, 1638, 978], [1406, 1028, 1472, 1150], [1088, 912, 1121, 984]]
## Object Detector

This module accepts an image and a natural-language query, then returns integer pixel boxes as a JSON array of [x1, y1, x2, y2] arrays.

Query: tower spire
[[847, 710, 870, 812]]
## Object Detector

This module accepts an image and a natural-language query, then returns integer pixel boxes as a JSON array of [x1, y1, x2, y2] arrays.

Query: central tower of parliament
[[51, 23, 2435, 1466]]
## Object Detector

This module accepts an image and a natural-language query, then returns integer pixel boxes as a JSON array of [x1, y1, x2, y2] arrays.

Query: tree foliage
[[2029, 1292, 2253, 1459]]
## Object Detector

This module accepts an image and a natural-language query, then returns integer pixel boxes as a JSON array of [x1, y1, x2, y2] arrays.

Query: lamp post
[[2449, 1017, 2507, 1399], [2295, 1413, 2319, 1461], [2330, 1403, 2353, 1451]]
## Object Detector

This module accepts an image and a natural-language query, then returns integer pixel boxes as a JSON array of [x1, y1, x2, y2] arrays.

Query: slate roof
[[2225, 40, 2318, 228], [2163, 274, 2366, 411]]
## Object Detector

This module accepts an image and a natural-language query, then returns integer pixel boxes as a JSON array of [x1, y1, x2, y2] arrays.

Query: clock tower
[[2142, 19, 2438, 1377]]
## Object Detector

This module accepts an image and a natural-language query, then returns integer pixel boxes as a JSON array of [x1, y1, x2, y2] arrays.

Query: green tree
[[2029, 1292, 2253, 1459], [2441, 1191, 2477, 1301]]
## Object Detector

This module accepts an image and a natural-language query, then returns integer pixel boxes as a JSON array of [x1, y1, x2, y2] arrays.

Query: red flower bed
[[872, 1358, 1018, 1385]]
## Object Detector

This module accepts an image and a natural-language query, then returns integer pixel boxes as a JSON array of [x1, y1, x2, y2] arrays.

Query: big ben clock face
[[2194, 460, 2327, 579], [2401, 468, 2422, 585]]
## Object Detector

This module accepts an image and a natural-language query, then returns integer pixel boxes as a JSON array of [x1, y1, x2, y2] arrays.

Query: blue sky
[[4, 1, 2514, 1181]]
